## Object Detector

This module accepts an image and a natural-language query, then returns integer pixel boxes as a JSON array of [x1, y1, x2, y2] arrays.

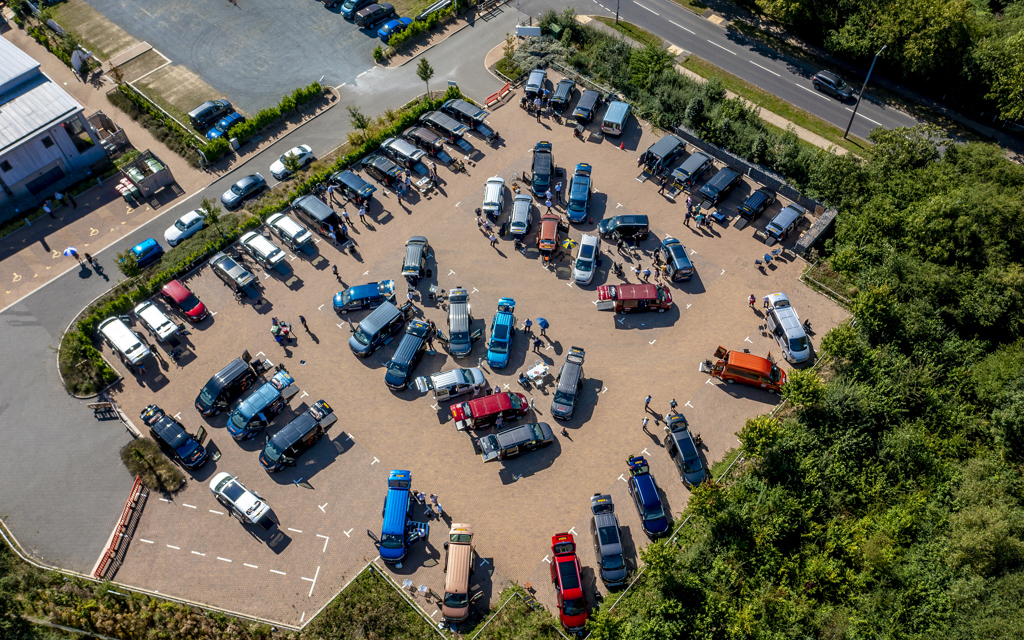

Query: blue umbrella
[[536, 317, 549, 329], [63, 247, 78, 257]]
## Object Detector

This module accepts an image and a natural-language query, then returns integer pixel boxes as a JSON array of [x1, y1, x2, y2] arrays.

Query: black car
[[597, 214, 649, 241], [363, 154, 404, 186], [812, 71, 853, 101], [141, 404, 208, 470], [549, 78, 576, 112], [550, 347, 585, 420], [384, 320, 431, 390], [531, 141, 553, 197], [698, 167, 742, 206], [737, 187, 777, 221]]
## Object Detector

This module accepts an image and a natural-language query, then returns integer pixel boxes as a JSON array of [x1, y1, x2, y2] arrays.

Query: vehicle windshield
[[444, 592, 469, 608], [380, 533, 404, 549], [340, 290, 353, 306], [451, 331, 469, 343], [554, 389, 575, 405], [353, 328, 371, 346], [179, 293, 200, 310], [532, 424, 546, 439], [229, 411, 249, 431], [835, 77, 848, 89], [790, 336, 809, 352], [174, 219, 190, 231], [568, 194, 586, 212], [263, 440, 283, 462], [770, 365, 782, 382], [562, 597, 587, 617], [386, 360, 408, 376], [643, 502, 666, 521], [508, 394, 522, 410], [230, 183, 246, 195], [489, 337, 508, 354], [198, 383, 219, 408], [601, 553, 625, 571], [657, 289, 668, 303]]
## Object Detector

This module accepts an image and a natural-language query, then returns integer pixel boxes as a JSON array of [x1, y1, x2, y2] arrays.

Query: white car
[[572, 234, 601, 285], [163, 210, 204, 247], [209, 472, 277, 530], [270, 145, 314, 180], [239, 231, 286, 269]]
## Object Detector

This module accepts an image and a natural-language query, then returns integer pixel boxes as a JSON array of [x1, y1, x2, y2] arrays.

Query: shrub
[[119, 438, 185, 493]]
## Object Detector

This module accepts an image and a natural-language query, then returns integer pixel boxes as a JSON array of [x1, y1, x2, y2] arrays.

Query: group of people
[[415, 491, 445, 520]]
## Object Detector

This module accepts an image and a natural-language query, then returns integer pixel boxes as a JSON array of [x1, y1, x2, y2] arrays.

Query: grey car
[[221, 173, 267, 210], [590, 494, 627, 587], [664, 413, 706, 487], [811, 71, 854, 101], [209, 252, 255, 292]]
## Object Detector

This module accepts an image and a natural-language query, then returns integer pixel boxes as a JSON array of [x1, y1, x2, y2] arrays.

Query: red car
[[160, 279, 208, 322], [550, 532, 587, 631], [450, 392, 528, 431]]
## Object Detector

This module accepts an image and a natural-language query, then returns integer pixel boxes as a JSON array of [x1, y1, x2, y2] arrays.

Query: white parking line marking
[[844, 107, 884, 127], [183, 504, 197, 509], [318, 304, 324, 311], [302, 566, 321, 597], [288, 528, 303, 534], [270, 569, 286, 575], [616, 202, 623, 208], [750, 61, 781, 77], [503, 383, 510, 389], [720, 269, 725, 275], [618, 474, 627, 483], [707, 40, 738, 55], [431, 610, 439, 618], [602, 387, 608, 393], [166, 545, 179, 550], [318, 503, 328, 513], [687, 304, 692, 309], [141, 539, 154, 544], [706, 378, 714, 385], [357, 70, 369, 78], [209, 510, 224, 516], [542, 555, 551, 563], [642, 448, 650, 456], [471, 287, 478, 293], [255, 351, 265, 358], [301, 612, 306, 623], [566, 281, 574, 287], [690, 249, 697, 255], [669, 19, 695, 34], [319, 534, 332, 551], [244, 563, 259, 568], [300, 391, 309, 399], [448, 270, 456, 276], [192, 551, 205, 556], [371, 457, 380, 465], [159, 498, 171, 503], [568, 527, 576, 535], [744, 336, 753, 343], [686, 401, 694, 408], [455, 202, 461, 207], [173, 412, 181, 419], [217, 557, 232, 563], [431, 403, 439, 410], [634, 1, 659, 15], [363, 270, 369, 276], [337, 324, 346, 330]]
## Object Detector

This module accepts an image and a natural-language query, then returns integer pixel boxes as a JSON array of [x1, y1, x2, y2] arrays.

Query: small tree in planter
[[417, 58, 435, 100]]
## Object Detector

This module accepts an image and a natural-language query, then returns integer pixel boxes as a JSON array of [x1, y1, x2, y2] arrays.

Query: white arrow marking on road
[[686, 401, 694, 408], [750, 61, 781, 77], [371, 457, 380, 465], [319, 534, 331, 551], [318, 503, 328, 513], [707, 40, 738, 55], [744, 336, 753, 343], [669, 19, 695, 34]]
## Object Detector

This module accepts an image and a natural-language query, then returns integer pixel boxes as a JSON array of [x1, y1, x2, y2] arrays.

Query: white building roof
[[0, 36, 39, 93]]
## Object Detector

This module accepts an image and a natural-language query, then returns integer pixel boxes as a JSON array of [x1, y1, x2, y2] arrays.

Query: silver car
[[590, 494, 628, 587]]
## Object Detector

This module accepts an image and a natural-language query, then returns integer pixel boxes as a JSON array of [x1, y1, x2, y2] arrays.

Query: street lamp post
[[616, 0, 620, 23], [844, 44, 886, 139]]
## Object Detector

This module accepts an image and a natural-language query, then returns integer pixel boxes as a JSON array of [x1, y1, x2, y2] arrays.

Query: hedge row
[[113, 84, 205, 167], [385, 1, 461, 54], [62, 86, 464, 394], [226, 83, 325, 145]]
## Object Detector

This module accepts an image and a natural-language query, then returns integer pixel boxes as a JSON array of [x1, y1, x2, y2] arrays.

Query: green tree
[[281, 150, 304, 177], [115, 248, 140, 278], [979, 30, 1024, 122], [628, 43, 672, 90], [347, 105, 370, 131], [198, 197, 221, 228], [738, 415, 782, 458], [782, 368, 826, 407], [417, 58, 435, 98]]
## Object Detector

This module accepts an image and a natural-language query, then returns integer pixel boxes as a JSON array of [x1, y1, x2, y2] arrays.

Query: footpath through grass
[[680, 54, 872, 154]]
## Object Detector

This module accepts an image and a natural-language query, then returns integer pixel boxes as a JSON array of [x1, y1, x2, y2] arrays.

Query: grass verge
[[49, 0, 139, 61], [460, 585, 564, 639], [802, 259, 855, 305], [681, 55, 872, 154], [593, 17, 664, 48], [666, 0, 708, 15]]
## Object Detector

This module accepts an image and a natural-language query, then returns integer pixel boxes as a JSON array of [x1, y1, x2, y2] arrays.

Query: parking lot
[[105, 77, 848, 627]]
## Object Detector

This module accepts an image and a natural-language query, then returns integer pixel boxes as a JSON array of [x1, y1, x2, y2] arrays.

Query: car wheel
[[658, 308, 665, 313], [769, 389, 778, 394], [340, 309, 348, 315], [813, 82, 821, 92], [725, 379, 735, 385]]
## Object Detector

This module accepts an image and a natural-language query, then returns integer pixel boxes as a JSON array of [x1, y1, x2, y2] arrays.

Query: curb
[[379, 19, 474, 69]]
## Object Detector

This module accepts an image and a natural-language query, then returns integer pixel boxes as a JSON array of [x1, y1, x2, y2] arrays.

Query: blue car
[[376, 470, 428, 563], [486, 298, 516, 369], [626, 456, 670, 539], [333, 280, 396, 314], [378, 17, 412, 43], [659, 237, 694, 281], [206, 112, 245, 140], [129, 238, 163, 268], [340, 0, 373, 19], [566, 163, 592, 223], [226, 370, 295, 440]]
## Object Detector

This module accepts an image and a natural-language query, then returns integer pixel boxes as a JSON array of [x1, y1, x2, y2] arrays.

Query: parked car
[[509, 194, 533, 239], [205, 112, 245, 139], [378, 16, 412, 42], [596, 283, 672, 313], [402, 125, 445, 155], [384, 319, 432, 390], [266, 212, 313, 251], [141, 404, 207, 470], [658, 237, 694, 282], [227, 370, 296, 440], [269, 145, 314, 180], [486, 298, 516, 369], [566, 163, 592, 223], [590, 494, 627, 587], [221, 173, 266, 210], [450, 392, 528, 430], [160, 279, 208, 322], [209, 252, 255, 292], [812, 70, 853, 101], [626, 456, 669, 538], [698, 166, 742, 206], [550, 347, 585, 420], [239, 231, 286, 270], [531, 141, 553, 196], [572, 234, 600, 285], [765, 292, 811, 363], [125, 238, 164, 269], [209, 472, 277, 530], [708, 346, 786, 393], [164, 210, 205, 247], [664, 413, 706, 487], [339, 0, 373, 19], [333, 280, 396, 314], [401, 236, 431, 284], [414, 367, 486, 401], [355, 3, 395, 28], [188, 99, 232, 130], [260, 400, 335, 472], [548, 78, 575, 111], [364, 154, 404, 186], [550, 533, 588, 632], [737, 187, 777, 221], [524, 68, 546, 98], [597, 215, 649, 241], [537, 212, 561, 253], [479, 422, 554, 462]]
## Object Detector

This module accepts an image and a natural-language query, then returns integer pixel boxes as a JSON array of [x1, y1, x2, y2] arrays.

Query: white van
[[509, 194, 533, 239], [766, 292, 811, 363], [601, 100, 631, 136], [98, 317, 151, 366], [482, 177, 505, 219], [134, 301, 178, 342], [240, 231, 286, 269]]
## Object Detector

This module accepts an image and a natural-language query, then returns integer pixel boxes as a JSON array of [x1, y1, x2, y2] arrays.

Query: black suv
[[363, 155, 404, 186], [737, 187, 776, 221], [698, 166, 742, 206], [812, 71, 853, 101], [597, 215, 649, 241], [141, 404, 208, 470]]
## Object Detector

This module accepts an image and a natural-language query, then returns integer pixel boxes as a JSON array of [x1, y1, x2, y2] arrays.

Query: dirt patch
[[135, 63, 224, 126], [117, 49, 169, 83], [51, 0, 139, 61], [390, 0, 435, 19]]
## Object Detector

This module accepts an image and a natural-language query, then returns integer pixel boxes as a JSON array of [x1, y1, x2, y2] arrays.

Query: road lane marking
[[844, 107, 884, 127], [217, 557, 232, 562], [706, 40, 737, 55], [750, 61, 781, 77], [634, 1, 659, 14], [795, 83, 833, 101], [669, 19, 694, 34]]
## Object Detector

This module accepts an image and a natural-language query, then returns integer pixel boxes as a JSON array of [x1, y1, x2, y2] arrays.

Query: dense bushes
[[107, 87, 204, 167], [224, 83, 324, 145], [119, 439, 184, 492], [585, 114, 1024, 640]]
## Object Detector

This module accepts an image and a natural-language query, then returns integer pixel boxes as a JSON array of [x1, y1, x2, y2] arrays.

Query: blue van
[[333, 280, 396, 314], [377, 470, 427, 563], [130, 238, 164, 268], [226, 370, 295, 440], [486, 298, 516, 369]]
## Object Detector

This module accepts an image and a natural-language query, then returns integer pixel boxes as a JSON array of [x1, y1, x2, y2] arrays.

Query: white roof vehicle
[[266, 212, 313, 249], [134, 300, 178, 342], [209, 472, 277, 530], [572, 234, 600, 285], [240, 231, 286, 268], [270, 145, 314, 180], [164, 210, 205, 247]]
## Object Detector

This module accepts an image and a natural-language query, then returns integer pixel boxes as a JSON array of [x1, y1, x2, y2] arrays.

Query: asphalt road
[[520, 0, 922, 140], [0, 8, 512, 573]]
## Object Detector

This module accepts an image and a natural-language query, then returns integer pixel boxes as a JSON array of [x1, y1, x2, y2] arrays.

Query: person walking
[[340, 223, 348, 239], [545, 189, 553, 203], [684, 210, 692, 227], [489, 233, 498, 247], [654, 251, 662, 267], [686, 195, 693, 209], [299, 315, 308, 331], [533, 337, 543, 352], [554, 182, 562, 203], [44, 203, 54, 218], [645, 395, 652, 413], [763, 295, 770, 309], [534, 97, 541, 119], [658, 176, 667, 194], [545, 198, 552, 213], [642, 267, 651, 282], [616, 238, 625, 255], [634, 264, 642, 279], [341, 209, 350, 223], [83, 252, 93, 265], [669, 399, 678, 414], [642, 417, 650, 433], [358, 206, 366, 224], [523, 318, 533, 334], [749, 294, 756, 308], [54, 191, 65, 208], [436, 503, 444, 519]]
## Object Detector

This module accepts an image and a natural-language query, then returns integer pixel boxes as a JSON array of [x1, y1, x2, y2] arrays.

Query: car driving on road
[[812, 70, 854, 101]]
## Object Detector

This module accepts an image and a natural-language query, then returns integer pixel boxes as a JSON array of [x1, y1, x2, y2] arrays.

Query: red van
[[596, 283, 672, 313], [708, 346, 786, 393], [451, 392, 528, 430]]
